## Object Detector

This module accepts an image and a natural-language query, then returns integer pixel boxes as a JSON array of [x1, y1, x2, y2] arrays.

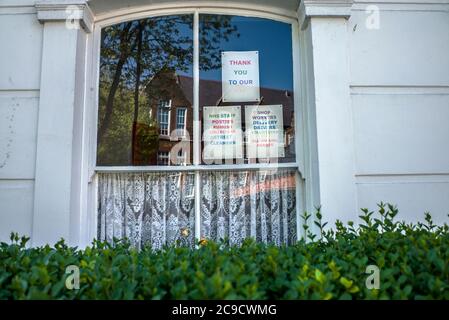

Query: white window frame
[[89, 6, 307, 245], [176, 107, 187, 137], [157, 151, 170, 165], [157, 99, 171, 136]]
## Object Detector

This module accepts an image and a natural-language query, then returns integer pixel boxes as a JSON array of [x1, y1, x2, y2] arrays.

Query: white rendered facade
[[0, 0, 448, 246]]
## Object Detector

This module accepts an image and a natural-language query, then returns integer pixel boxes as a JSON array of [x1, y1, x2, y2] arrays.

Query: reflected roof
[[177, 75, 294, 126]]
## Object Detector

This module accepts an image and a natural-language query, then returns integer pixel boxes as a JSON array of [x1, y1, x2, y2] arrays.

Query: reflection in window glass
[[199, 15, 295, 165], [177, 149, 187, 165], [96, 14, 299, 249], [157, 151, 170, 165], [158, 104, 170, 136], [176, 108, 186, 130], [97, 15, 194, 166]]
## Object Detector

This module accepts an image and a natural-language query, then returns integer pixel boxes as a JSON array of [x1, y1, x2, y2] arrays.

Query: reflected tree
[[98, 15, 238, 165]]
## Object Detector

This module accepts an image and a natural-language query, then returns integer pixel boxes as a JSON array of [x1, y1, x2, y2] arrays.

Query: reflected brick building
[[134, 69, 295, 165]]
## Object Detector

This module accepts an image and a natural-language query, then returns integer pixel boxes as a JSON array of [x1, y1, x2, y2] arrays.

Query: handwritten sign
[[245, 105, 284, 159], [222, 51, 260, 102], [203, 106, 243, 160]]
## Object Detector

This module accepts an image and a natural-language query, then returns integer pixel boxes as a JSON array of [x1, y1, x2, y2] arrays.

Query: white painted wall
[[349, 1, 449, 224], [301, 14, 358, 226], [0, 3, 42, 242], [0, 0, 448, 245], [0, 0, 91, 245]]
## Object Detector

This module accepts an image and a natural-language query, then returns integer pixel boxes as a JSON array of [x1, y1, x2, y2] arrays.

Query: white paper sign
[[222, 51, 260, 102], [203, 106, 243, 160], [245, 105, 285, 159]]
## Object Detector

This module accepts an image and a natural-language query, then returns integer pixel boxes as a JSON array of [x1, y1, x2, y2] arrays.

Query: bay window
[[96, 12, 301, 249]]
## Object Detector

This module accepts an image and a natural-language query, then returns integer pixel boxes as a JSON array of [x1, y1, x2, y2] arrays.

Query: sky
[[196, 15, 294, 91], [102, 15, 294, 91]]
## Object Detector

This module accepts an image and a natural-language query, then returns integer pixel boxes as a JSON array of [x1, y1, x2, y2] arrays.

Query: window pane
[[97, 15, 194, 166], [199, 15, 295, 165], [176, 108, 186, 129], [200, 169, 297, 245], [157, 151, 170, 165], [97, 172, 195, 249], [176, 108, 187, 138], [158, 103, 170, 136]]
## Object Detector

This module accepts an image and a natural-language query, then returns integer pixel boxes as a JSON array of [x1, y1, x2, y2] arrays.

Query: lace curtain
[[97, 172, 195, 249], [98, 170, 297, 249], [201, 170, 297, 246]]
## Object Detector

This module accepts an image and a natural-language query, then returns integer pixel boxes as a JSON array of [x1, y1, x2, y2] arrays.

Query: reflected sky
[[196, 15, 293, 91]]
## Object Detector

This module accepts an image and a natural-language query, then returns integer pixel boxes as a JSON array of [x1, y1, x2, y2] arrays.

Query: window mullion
[[193, 11, 200, 167], [193, 10, 201, 244]]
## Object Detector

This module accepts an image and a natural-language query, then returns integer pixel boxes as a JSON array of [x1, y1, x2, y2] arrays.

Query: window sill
[[96, 162, 300, 173]]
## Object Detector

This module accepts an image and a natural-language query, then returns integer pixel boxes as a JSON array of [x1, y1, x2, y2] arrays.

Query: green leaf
[[314, 269, 325, 284], [340, 277, 353, 289]]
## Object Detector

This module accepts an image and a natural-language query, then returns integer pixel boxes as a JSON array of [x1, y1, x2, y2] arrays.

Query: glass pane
[[199, 15, 295, 165], [200, 169, 297, 245], [97, 15, 194, 166], [97, 172, 195, 249]]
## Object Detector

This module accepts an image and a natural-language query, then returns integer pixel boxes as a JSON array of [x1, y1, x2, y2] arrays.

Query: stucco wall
[[349, 1, 449, 224], [0, 0, 448, 244], [0, 1, 43, 241]]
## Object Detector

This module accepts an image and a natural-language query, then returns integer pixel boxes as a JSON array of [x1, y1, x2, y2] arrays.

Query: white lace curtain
[[201, 170, 297, 246], [98, 170, 297, 249], [97, 172, 195, 250]]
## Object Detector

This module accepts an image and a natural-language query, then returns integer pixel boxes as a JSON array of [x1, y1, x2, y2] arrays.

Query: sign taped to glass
[[222, 51, 260, 102], [245, 105, 285, 159], [203, 106, 243, 160]]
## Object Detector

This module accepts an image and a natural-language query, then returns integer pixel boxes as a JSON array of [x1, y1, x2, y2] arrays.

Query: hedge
[[0, 203, 448, 299]]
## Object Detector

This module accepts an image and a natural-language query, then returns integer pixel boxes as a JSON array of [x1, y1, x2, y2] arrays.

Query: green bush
[[1, 203, 448, 299]]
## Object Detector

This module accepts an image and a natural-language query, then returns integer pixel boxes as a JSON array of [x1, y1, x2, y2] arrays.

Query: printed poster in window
[[203, 106, 243, 160], [245, 105, 285, 159], [221, 51, 260, 102]]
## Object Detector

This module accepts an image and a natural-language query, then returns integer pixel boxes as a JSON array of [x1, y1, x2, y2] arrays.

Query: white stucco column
[[298, 0, 357, 224], [32, 0, 92, 246]]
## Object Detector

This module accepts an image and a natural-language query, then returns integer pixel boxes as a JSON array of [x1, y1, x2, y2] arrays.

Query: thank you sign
[[222, 51, 260, 102]]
